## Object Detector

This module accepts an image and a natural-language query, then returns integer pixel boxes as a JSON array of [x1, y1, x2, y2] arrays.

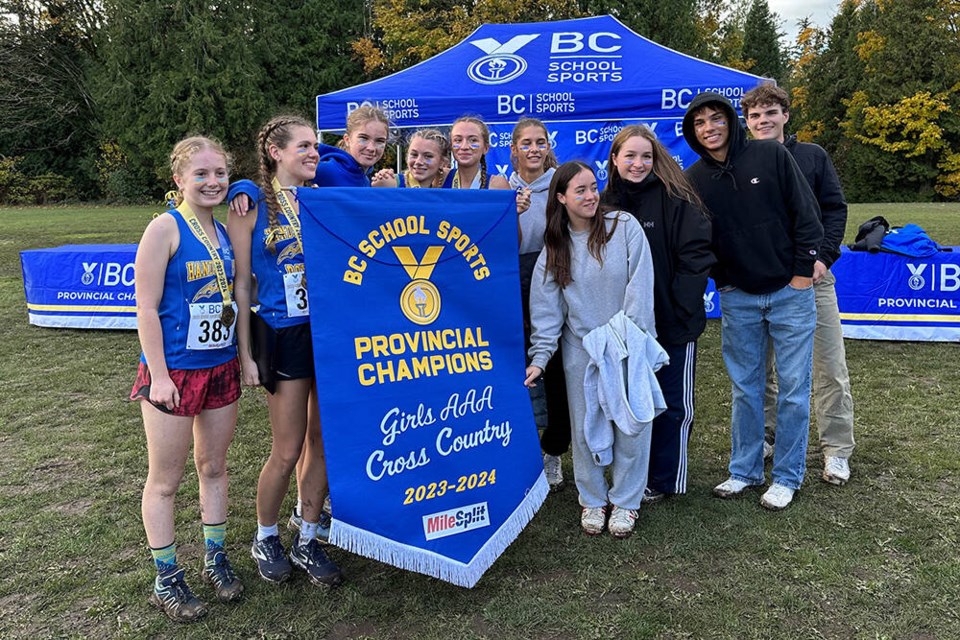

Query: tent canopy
[[316, 15, 767, 176], [316, 15, 767, 132]]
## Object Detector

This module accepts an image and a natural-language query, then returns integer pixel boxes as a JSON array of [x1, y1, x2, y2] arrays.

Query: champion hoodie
[[681, 92, 823, 294]]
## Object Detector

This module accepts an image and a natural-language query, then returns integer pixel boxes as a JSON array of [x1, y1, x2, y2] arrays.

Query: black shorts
[[252, 319, 315, 393]]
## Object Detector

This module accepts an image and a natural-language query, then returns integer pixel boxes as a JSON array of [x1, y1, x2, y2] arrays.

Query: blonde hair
[[256, 115, 313, 252], [337, 105, 391, 151], [168, 136, 231, 206], [406, 128, 450, 188]]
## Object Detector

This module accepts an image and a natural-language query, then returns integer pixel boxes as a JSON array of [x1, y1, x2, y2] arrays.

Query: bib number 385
[[187, 302, 236, 350]]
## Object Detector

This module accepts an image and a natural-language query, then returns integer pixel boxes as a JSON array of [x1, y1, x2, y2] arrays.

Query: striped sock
[[150, 542, 177, 575], [203, 521, 227, 562]]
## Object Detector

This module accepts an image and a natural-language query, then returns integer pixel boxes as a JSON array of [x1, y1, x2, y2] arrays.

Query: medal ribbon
[[272, 177, 303, 248], [176, 201, 234, 325]]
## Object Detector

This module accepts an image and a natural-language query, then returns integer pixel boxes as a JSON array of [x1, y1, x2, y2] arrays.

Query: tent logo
[[467, 35, 539, 85], [594, 160, 608, 181]]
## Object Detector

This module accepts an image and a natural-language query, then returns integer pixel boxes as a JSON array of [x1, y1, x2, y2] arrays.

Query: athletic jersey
[[248, 185, 311, 330], [441, 168, 490, 189], [143, 209, 237, 370]]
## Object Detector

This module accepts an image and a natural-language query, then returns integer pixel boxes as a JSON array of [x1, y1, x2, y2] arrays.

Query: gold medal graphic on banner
[[392, 246, 444, 326]]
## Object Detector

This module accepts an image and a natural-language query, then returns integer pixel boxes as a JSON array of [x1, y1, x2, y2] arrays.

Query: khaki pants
[[764, 270, 855, 458]]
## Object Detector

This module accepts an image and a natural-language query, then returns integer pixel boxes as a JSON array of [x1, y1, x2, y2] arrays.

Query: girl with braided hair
[[226, 115, 343, 589], [370, 128, 450, 188], [442, 116, 510, 190]]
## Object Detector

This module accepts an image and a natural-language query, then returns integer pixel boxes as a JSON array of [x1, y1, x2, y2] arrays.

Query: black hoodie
[[602, 173, 715, 345], [681, 92, 823, 294], [783, 134, 847, 268]]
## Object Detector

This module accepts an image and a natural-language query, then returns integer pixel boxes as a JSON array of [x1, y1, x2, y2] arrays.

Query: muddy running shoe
[[608, 506, 638, 539], [543, 454, 565, 492], [202, 549, 244, 602], [580, 506, 606, 536], [251, 534, 292, 583], [148, 568, 207, 623], [822, 456, 851, 485], [289, 534, 343, 588]]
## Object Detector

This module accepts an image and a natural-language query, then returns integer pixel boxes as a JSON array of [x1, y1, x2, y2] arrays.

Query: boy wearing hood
[[742, 83, 855, 488], [681, 92, 823, 510]]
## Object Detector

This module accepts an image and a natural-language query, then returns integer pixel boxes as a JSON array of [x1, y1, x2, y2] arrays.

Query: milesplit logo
[[422, 502, 490, 540]]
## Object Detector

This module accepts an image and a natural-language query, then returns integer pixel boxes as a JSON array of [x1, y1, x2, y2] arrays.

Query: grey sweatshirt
[[510, 167, 556, 254], [528, 211, 656, 370]]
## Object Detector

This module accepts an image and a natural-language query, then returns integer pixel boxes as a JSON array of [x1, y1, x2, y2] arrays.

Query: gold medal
[[220, 304, 236, 328]]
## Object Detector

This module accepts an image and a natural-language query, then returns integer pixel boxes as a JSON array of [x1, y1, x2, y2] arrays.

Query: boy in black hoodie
[[681, 92, 823, 510]]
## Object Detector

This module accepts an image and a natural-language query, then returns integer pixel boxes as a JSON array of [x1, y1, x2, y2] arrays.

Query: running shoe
[[148, 568, 207, 623], [202, 549, 244, 602], [289, 534, 343, 588], [250, 534, 292, 583]]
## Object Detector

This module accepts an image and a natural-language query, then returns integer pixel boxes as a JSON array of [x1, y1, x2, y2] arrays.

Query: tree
[[742, 0, 785, 81], [582, 0, 701, 55], [0, 1, 102, 199], [93, 0, 367, 199], [354, 0, 582, 76]]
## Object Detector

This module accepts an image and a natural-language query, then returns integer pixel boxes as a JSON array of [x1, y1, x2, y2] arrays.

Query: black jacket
[[784, 135, 847, 268], [602, 173, 715, 345], [681, 92, 823, 294]]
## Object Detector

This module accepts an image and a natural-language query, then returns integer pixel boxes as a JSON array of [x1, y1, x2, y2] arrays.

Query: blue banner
[[832, 247, 960, 341], [296, 187, 547, 587], [20, 244, 138, 329]]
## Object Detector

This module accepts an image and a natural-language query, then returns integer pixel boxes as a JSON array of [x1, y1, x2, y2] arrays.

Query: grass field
[[0, 203, 958, 639]]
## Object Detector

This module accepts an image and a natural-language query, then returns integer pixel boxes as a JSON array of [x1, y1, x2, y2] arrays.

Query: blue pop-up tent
[[316, 15, 767, 180]]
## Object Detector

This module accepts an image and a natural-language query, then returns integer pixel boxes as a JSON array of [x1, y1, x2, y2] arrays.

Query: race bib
[[283, 272, 309, 317], [186, 302, 236, 350]]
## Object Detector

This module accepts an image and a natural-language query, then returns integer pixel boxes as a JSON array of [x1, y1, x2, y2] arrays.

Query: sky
[[768, 0, 840, 42]]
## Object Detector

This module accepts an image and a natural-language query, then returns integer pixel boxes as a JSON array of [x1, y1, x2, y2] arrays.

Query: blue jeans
[[719, 284, 816, 490]]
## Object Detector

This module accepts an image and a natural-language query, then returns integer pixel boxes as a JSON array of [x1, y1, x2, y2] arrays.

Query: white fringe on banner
[[329, 472, 549, 588]]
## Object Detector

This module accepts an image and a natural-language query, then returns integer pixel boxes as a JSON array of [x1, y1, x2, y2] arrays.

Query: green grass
[[1, 203, 959, 639]]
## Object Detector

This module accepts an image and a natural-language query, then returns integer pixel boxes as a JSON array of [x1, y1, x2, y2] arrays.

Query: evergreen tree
[[94, 0, 366, 199], [742, 0, 785, 81], [582, 0, 701, 55], [0, 0, 101, 199]]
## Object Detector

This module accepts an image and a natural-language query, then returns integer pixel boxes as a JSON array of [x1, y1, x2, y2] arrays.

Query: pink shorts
[[130, 358, 241, 417]]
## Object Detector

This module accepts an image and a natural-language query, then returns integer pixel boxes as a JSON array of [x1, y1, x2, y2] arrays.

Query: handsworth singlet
[[143, 208, 238, 370], [251, 187, 310, 330]]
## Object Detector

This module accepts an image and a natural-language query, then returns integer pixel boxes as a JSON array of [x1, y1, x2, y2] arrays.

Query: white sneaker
[[763, 441, 774, 461], [823, 456, 851, 485], [580, 506, 606, 535], [543, 454, 564, 492], [760, 483, 795, 510], [712, 477, 761, 499], [608, 506, 638, 539]]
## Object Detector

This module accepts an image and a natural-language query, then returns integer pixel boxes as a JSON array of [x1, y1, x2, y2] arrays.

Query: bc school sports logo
[[467, 35, 539, 85]]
